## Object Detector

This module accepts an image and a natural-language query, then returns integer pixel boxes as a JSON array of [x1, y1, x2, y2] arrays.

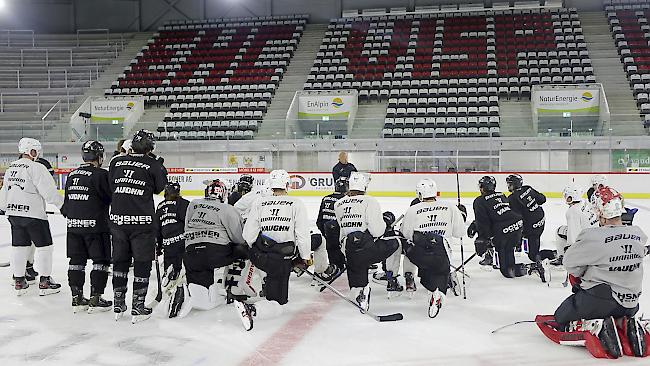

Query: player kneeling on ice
[[541, 186, 649, 359], [61, 141, 113, 313], [334, 172, 399, 311], [170, 180, 248, 318], [236, 170, 311, 331], [155, 182, 190, 296], [553, 185, 598, 266], [315, 176, 349, 283], [0, 138, 64, 296], [400, 179, 466, 318]]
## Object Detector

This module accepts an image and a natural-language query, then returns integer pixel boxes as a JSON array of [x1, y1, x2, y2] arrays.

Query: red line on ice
[[238, 281, 344, 366]]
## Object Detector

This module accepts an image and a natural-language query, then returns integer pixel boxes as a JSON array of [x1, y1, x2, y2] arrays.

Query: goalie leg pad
[[535, 315, 613, 359]]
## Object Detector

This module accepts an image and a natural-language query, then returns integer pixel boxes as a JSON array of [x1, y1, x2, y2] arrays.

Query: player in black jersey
[[61, 141, 113, 313], [109, 130, 167, 323], [228, 174, 254, 205], [155, 182, 190, 291], [316, 176, 348, 278]]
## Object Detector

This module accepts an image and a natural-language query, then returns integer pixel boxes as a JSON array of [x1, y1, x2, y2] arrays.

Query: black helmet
[[164, 182, 181, 197], [131, 129, 155, 154], [239, 174, 254, 185], [506, 174, 523, 192], [478, 176, 497, 192], [335, 176, 349, 193], [382, 211, 396, 227], [81, 140, 105, 163]]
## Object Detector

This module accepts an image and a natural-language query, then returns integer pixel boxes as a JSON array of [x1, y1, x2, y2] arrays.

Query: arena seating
[[605, 0, 650, 127], [105, 15, 308, 140], [305, 7, 594, 138]]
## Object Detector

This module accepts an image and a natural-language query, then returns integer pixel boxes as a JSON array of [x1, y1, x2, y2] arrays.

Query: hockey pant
[[249, 235, 296, 305], [555, 225, 569, 256], [523, 223, 553, 262], [344, 231, 399, 289], [110, 227, 156, 297], [184, 243, 239, 288], [67, 232, 111, 295], [163, 237, 185, 273], [8, 216, 54, 278], [405, 239, 450, 294], [554, 284, 639, 328], [324, 234, 346, 270], [493, 230, 527, 278]]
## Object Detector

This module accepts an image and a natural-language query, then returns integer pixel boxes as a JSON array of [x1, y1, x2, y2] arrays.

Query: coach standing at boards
[[332, 152, 357, 181]]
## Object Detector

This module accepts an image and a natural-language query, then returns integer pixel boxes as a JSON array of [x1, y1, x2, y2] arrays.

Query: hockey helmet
[[590, 174, 608, 189], [131, 129, 155, 154], [562, 185, 582, 204], [505, 174, 523, 192], [205, 179, 227, 202], [81, 140, 105, 164], [239, 174, 254, 185], [18, 137, 42, 159], [348, 172, 370, 192], [269, 170, 290, 190], [593, 186, 625, 220], [478, 176, 496, 192], [416, 178, 438, 200], [165, 182, 181, 198], [335, 176, 349, 193]]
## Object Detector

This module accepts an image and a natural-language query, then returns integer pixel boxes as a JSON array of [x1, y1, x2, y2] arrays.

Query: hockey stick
[[146, 256, 163, 309], [452, 252, 477, 274], [491, 320, 542, 334], [0, 262, 9, 267], [1, 211, 57, 216], [449, 263, 471, 278], [304, 269, 403, 322], [453, 150, 468, 300]]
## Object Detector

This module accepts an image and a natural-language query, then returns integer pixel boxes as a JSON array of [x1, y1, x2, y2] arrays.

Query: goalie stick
[[0, 262, 9, 267], [304, 269, 403, 322], [146, 256, 164, 309], [491, 318, 650, 334]]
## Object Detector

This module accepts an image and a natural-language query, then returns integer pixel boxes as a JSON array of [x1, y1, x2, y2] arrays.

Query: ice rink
[[0, 196, 649, 366]]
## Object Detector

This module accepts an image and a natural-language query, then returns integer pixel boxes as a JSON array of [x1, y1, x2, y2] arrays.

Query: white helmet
[[121, 139, 132, 154], [591, 174, 607, 189], [18, 137, 42, 159], [592, 186, 625, 219], [258, 179, 273, 197], [348, 172, 370, 192], [416, 178, 438, 200], [269, 169, 290, 190], [562, 185, 582, 204]]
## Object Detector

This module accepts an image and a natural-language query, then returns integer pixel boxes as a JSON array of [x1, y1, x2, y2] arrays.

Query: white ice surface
[[1, 196, 649, 366]]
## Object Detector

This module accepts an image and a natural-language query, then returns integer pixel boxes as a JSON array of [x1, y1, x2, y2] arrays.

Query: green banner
[[611, 150, 650, 172]]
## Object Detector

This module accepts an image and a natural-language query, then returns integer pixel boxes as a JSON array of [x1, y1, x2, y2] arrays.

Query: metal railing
[[41, 100, 62, 140], [20, 48, 73, 67], [0, 29, 35, 47], [0, 91, 40, 113], [76, 29, 109, 47]]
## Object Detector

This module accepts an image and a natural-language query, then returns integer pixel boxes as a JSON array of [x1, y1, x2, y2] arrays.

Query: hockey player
[[315, 176, 348, 280], [554, 185, 598, 265], [155, 182, 190, 292], [401, 179, 465, 317], [553, 186, 648, 358], [228, 174, 254, 205], [61, 141, 113, 312], [586, 174, 607, 203], [235, 170, 311, 331], [471, 176, 526, 279], [109, 130, 167, 322], [0, 137, 64, 295], [505, 174, 550, 281], [171, 180, 247, 318], [234, 180, 272, 219], [334, 172, 399, 310]]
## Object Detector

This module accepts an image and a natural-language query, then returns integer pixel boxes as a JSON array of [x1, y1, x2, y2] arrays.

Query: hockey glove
[[383, 211, 396, 228], [474, 238, 490, 256], [292, 258, 313, 273], [569, 274, 582, 293], [457, 204, 467, 222], [467, 221, 477, 238]]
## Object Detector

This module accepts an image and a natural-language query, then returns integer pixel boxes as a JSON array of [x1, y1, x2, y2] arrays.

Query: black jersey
[[108, 153, 167, 228], [155, 197, 189, 245], [472, 191, 523, 240], [228, 191, 243, 206], [61, 163, 112, 233], [316, 192, 345, 234], [507, 185, 546, 232]]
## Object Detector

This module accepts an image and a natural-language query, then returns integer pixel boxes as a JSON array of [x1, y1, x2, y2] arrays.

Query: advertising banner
[[90, 99, 143, 122], [533, 89, 600, 114], [224, 153, 272, 171], [611, 150, 650, 172], [298, 94, 357, 119]]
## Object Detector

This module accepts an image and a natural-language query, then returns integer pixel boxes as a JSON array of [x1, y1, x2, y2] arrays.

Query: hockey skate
[[71, 288, 89, 313], [428, 289, 445, 319], [527, 261, 549, 284], [233, 300, 255, 331], [113, 290, 127, 321], [386, 273, 403, 299], [355, 286, 371, 312], [549, 255, 563, 267], [25, 262, 38, 284], [449, 272, 461, 297], [161, 266, 185, 293], [371, 271, 387, 284], [479, 248, 494, 271], [88, 294, 112, 314], [405, 272, 416, 298], [131, 294, 152, 324], [14, 277, 29, 296], [38, 276, 61, 296]]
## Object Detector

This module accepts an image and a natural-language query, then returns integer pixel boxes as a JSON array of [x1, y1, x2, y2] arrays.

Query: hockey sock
[[28, 245, 35, 264], [68, 259, 86, 289], [11, 246, 30, 278], [133, 260, 152, 294], [35, 246, 54, 277], [112, 261, 130, 290], [90, 261, 110, 295]]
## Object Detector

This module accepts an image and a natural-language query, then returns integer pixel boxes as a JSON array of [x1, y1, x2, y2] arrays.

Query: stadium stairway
[[580, 11, 645, 136], [498, 99, 535, 137], [350, 102, 389, 138], [257, 24, 329, 139]]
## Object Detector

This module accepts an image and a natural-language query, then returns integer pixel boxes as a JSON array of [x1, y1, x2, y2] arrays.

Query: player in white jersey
[[234, 180, 272, 219], [554, 185, 599, 266], [234, 170, 311, 331], [334, 172, 399, 311], [400, 179, 466, 318], [0, 138, 64, 295]]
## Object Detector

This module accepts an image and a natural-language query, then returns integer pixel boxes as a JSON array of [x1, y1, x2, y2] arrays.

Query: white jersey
[[334, 194, 384, 241], [401, 200, 466, 248], [565, 201, 598, 247], [0, 157, 63, 220], [234, 188, 267, 219], [242, 195, 311, 260]]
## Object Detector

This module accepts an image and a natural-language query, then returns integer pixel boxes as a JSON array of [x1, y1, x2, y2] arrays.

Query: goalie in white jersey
[[234, 170, 311, 331], [401, 178, 466, 318], [334, 172, 399, 311]]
